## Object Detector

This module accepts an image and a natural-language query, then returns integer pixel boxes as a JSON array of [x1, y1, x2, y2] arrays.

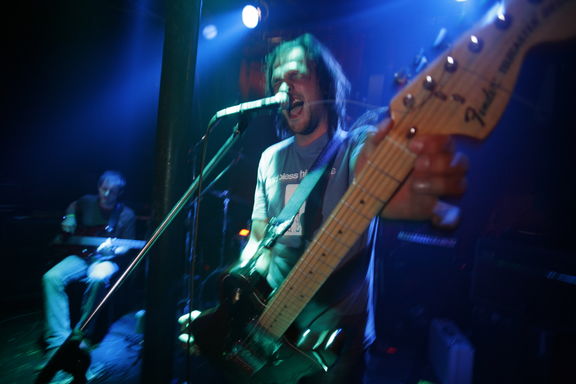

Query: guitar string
[[261, 156, 407, 335], [259, 137, 412, 331], [258, 158, 383, 329], [259, 137, 414, 335]]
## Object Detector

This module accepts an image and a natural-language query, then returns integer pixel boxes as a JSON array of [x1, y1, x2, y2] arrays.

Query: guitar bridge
[[227, 342, 268, 375], [226, 324, 282, 376]]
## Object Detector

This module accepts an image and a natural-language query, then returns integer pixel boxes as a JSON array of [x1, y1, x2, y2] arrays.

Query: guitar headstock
[[389, 0, 576, 140]]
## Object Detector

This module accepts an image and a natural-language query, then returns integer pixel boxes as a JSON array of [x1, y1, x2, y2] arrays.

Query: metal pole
[[142, 0, 202, 383]]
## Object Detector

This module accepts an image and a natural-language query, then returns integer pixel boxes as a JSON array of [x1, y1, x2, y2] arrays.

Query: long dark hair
[[264, 34, 350, 138]]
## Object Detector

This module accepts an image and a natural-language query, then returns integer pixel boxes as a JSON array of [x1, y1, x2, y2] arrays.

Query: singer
[[186, 33, 468, 383]]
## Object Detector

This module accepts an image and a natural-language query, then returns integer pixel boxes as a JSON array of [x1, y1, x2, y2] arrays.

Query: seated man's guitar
[[52, 231, 145, 262]]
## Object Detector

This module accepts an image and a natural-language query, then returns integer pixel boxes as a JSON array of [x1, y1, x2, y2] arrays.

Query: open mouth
[[288, 99, 304, 118]]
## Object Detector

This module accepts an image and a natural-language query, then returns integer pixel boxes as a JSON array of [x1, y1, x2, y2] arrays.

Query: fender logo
[[464, 80, 500, 128], [465, 107, 485, 127]]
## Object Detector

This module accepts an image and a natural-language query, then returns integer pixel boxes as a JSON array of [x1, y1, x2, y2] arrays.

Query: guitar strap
[[105, 202, 124, 236], [260, 128, 349, 250]]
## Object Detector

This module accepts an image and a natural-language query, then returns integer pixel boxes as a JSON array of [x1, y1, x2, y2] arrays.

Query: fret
[[311, 257, 339, 271], [342, 188, 381, 218], [261, 306, 305, 334], [341, 200, 372, 221], [320, 224, 357, 248], [295, 260, 332, 281], [262, 269, 332, 330], [358, 172, 401, 200], [260, 300, 299, 328], [365, 159, 402, 183], [368, 136, 415, 179], [330, 216, 364, 237], [303, 245, 338, 268], [303, 257, 338, 276], [308, 234, 349, 258], [269, 271, 319, 304], [351, 181, 388, 205]]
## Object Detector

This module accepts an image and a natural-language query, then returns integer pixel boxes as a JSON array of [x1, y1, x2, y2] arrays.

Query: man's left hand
[[357, 119, 468, 228]]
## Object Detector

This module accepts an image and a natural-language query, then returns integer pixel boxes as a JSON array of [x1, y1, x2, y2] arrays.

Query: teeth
[[290, 100, 304, 111]]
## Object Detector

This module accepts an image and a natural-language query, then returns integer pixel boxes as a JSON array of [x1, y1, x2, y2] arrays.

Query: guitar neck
[[55, 235, 145, 250], [258, 138, 414, 338], [256, 0, 576, 340]]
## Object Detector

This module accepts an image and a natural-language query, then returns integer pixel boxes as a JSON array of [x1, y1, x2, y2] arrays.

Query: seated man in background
[[39, 170, 136, 370]]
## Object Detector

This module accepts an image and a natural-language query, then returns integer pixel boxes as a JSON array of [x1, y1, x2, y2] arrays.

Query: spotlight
[[242, 5, 261, 29], [202, 24, 218, 40]]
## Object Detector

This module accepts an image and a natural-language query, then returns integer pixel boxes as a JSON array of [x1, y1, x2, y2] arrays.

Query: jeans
[[42, 255, 118, 349]]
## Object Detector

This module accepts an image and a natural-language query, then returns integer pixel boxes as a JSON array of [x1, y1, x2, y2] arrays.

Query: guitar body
[[51, 227, 145, 262], [189, 271, 340, 384], [51, 226, 108, 259]]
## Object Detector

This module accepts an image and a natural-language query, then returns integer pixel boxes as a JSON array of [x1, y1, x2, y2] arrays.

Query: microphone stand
[[184, 150, 243, 309], [36, 111, 253, 384]]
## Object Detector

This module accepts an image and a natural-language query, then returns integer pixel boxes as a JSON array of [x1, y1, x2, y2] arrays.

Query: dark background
[[1, 0, 575, 382]]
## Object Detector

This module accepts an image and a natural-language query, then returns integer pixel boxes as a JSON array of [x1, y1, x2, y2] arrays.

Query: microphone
[[213, 85, 289, 119]]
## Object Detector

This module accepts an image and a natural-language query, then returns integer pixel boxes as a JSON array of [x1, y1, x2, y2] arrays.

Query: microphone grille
[[275, 83, 289, 108]]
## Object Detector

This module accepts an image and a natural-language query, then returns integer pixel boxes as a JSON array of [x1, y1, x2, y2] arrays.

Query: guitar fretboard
[[258, 136, 415, 338]]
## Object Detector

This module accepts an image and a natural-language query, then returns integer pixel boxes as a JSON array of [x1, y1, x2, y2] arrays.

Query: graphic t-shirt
[[251, 126, 377, 332]]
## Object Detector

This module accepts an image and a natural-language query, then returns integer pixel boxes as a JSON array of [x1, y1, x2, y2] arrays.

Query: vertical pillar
[[142, 0, 202, 383]]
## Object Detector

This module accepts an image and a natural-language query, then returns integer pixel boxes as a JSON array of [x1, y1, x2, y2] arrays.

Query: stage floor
[[0, 309, 432, 384]]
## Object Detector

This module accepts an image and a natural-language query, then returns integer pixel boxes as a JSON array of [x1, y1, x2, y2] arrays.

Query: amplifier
[[471, 237, 576, 328], [429, 319, 475, 384]]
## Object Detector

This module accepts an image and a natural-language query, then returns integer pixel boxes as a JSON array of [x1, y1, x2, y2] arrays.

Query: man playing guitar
[[181, 34, 467, 384], [38, 170, 137, 373]]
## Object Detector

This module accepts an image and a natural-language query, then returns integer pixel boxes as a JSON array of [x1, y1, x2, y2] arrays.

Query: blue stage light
[[202, 24, 218, 40], [242, 5, 261, 29]]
